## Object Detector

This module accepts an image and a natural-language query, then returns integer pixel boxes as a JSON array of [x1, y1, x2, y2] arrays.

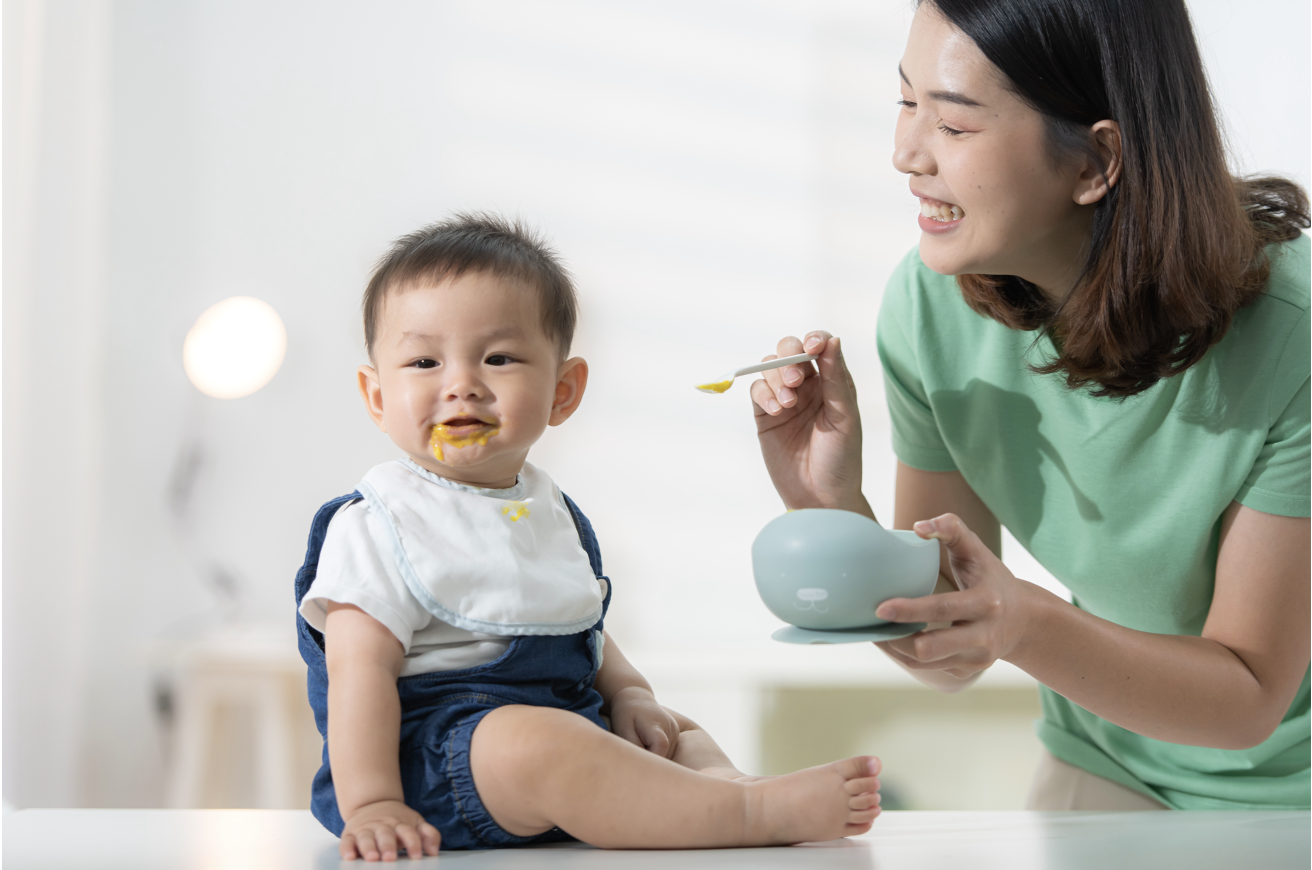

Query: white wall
[[4, 0, 1307, 808], [3, 0, 110, 810]]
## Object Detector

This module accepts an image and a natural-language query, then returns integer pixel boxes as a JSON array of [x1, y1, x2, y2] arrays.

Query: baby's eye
[[485, 354, 510, 367], [412, 358, 437, 369]]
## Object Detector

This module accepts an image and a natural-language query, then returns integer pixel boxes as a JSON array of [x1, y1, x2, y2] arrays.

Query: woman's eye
[[413, 358, 437, 369], [938, 123, 965, 136], [485, 354, 510, 366], [897, 99, 916, 109]]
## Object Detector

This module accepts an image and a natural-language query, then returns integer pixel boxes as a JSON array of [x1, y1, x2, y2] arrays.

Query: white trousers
[[1025, 751, 1169, 811]]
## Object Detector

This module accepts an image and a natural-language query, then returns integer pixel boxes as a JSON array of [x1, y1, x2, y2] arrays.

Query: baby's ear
[[357, 365, 388, 432], [549, 358, 589, 426]]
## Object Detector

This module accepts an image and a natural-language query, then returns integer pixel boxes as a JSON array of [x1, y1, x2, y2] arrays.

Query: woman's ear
[[549, 357, 589, 426], [1073, 119, 1122, 206], [358, 364, 388, 432]]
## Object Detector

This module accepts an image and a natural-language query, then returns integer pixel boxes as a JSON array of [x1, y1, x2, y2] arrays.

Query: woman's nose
[[892, 114, 936, 178]]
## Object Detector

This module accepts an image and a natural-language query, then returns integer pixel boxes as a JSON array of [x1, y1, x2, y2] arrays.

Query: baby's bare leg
[[469, 705, 880, 849], [663, 707, 762, 782]]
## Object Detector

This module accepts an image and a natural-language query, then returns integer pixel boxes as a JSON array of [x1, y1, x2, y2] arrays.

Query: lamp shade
[[183, 297, 287, 399]]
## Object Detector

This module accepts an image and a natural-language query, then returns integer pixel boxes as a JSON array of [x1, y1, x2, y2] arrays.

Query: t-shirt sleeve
[[1236, 307, 1311, 517], [298, 499, 433, 652], [876, 249, 958, 472]]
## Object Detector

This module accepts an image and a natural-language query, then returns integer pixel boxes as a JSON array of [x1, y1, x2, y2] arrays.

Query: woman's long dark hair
[[927, 0, 1308, 397]]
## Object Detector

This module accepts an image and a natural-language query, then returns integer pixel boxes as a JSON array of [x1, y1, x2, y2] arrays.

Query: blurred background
[[4, 0, 1308, 813]]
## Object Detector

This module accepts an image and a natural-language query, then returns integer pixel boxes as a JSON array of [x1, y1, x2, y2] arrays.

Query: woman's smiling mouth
[[919, 198, 965, 221], [915, 195, 965, 233]]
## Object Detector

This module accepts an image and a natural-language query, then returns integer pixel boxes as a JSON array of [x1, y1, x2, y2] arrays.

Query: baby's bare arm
[[324, 602, 440, 860], [593, 631, 683, 757]]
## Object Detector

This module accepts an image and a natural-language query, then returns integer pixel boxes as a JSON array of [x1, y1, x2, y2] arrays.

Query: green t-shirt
[[876, 235, 1311, 810]]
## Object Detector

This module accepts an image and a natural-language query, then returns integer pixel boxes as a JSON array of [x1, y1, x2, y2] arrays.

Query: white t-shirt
[[299, 459, 605, 677]]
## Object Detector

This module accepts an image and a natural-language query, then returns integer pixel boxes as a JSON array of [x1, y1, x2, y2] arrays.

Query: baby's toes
[[849, 791, 880, 811], [851, 804, 882, 823], [845, 775, 880, 795], [845, 816, 877, 835], [833, 756, 879, 782]]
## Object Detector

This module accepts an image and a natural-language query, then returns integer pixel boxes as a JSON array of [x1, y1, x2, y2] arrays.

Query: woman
[[751, 0, 1309, 811]]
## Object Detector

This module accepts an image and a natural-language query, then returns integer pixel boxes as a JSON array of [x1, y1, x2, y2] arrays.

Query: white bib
[[355, 459, 606, 635]]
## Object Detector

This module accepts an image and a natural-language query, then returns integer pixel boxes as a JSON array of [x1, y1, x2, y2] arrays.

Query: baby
[[294, 213, 881, 859]]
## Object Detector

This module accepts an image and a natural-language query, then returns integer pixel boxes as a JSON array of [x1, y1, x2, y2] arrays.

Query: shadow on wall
[[761, 686, 1043, 810]]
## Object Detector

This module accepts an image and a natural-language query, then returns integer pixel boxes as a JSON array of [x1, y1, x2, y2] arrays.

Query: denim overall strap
[[561, 492, 610, 616], [295, 491, 361, 737]]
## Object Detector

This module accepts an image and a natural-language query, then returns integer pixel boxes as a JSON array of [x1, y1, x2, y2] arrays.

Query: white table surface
[[5, 809, 1308, 869]]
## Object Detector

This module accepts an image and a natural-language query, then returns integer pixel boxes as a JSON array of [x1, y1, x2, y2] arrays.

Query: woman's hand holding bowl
[[875, 513, 1040, 681], [749, 331, 871, 518]]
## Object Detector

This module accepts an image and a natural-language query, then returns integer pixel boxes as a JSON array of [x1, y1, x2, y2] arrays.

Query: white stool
[[165, 623, 318, 809]]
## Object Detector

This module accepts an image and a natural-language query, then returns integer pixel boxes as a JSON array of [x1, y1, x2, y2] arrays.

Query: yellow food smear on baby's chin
[[696, 379, 733, 394], [430, 424, 500, 461], [502, 501, 530, 522]]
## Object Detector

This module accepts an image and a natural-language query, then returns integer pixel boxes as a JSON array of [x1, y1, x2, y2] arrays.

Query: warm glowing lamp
[[183, 297, 287, 399]]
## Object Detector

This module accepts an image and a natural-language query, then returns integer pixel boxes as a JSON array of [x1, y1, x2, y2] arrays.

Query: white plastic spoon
[[695, 352, 819, 394]]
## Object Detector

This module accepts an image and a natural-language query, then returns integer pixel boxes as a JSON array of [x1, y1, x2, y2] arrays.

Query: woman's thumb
[[913, 513, 987, 586]]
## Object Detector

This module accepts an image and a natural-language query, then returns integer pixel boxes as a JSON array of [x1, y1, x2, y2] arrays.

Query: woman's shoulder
[[1257, 233, 1310, 314], [1230, 234, 1309, 358], [1214, 234, 1310, 421]]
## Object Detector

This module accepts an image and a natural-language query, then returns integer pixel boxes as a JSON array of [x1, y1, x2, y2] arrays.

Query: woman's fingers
[[752, 331, 832, 415], [913, 513, 991, 582], [877, 584, 996, 625], [877, 629, 992, 671], [762, 335, 810, 408], [750, 377, 784, 416], [814, 335, 858, 420]]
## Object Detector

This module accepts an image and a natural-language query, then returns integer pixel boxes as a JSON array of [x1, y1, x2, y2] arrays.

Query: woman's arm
[[324, 602, 440, 859], [876, 503, 1311, 749], [880, 463, 1002, 692]]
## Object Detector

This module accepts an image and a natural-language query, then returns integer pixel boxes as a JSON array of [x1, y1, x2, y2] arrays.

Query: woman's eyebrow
[[898, 64, 986, 108]]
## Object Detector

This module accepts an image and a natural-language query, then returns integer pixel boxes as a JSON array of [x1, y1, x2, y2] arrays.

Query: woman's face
[[893, 4, 1095, 295]]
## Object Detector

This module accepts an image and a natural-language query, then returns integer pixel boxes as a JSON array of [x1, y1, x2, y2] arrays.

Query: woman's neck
[[1014, 205, 1096, 306]]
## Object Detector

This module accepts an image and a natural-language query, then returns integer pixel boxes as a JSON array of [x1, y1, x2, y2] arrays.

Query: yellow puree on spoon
[[430, 423, 499, 461], [695, 379, 734, 394]]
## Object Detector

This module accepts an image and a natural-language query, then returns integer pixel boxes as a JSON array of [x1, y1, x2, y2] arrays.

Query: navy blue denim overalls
[[295, 490, 611, 850]]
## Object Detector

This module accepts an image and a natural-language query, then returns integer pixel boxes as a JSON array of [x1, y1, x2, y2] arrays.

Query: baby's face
[[359, 271, 585, 488]]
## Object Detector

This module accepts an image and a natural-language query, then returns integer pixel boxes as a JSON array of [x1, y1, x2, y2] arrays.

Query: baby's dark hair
[[363, 212, 578, 359]]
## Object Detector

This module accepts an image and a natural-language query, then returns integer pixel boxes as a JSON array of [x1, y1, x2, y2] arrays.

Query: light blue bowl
[[752, 509, 939, 644]]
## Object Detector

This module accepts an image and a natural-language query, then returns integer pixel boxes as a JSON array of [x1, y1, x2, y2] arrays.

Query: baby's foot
[[742, 756, 881, 845]]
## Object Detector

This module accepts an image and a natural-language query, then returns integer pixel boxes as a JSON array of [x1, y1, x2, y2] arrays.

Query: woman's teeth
[[920, 200, 964, 222]]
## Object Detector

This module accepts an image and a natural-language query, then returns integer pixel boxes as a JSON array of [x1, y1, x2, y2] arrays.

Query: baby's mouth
[[438, 415, 497, 435], [920, 198, 965, 222], [430, 416, 500, 461]]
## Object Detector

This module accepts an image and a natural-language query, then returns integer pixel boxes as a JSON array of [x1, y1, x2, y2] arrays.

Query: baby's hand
[[609, 686, 680, 758], [340, 799, 440, 861]]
